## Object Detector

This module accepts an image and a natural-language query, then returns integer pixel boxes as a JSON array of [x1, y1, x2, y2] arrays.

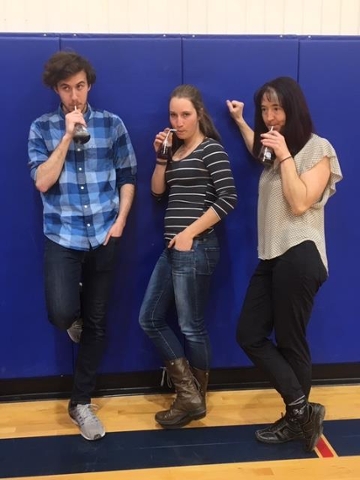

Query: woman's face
[[260, 91, 286, 132], [169, 97, 200, 141]]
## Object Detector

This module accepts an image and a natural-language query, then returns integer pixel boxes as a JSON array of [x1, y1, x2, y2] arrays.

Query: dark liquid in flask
[[157, 142, 171, 160], [258, 146, 276, 167], [74, 124, 91, 144]]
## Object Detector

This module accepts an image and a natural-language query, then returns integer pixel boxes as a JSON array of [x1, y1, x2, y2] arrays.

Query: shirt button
[[80, 186, 84, 190], [84, 205, 88, 208], [87, 223, 91, 227]]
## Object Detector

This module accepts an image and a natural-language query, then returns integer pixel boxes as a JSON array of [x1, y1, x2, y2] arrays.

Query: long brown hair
[[169, 84, 221, 151]]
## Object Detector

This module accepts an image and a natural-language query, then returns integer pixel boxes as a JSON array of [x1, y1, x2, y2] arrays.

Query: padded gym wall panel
[[182, 36, 299, 367], [0, 34, 357, 385], [0, 35, 75, 379], [298, 37, 360, 363], [60, 35, 183, 372]]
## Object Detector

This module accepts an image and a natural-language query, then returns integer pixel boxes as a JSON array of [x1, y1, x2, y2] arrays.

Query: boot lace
[[160, 367, 173, 388]]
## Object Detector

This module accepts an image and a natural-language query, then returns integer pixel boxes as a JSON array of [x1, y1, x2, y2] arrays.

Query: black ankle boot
[[255, 414, 304, 444], [291, 402, 326, 452]]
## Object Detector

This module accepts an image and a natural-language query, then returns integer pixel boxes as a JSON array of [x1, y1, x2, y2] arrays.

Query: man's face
[[54, 70, 91, 114]]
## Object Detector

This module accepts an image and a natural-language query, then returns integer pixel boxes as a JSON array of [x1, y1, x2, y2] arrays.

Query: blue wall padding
[[0, 34, 357, 380], [60, 35, 183, 373], [182, 36, 299, 366], [0, 35, 76, 378], [298, 38, 360, 362]]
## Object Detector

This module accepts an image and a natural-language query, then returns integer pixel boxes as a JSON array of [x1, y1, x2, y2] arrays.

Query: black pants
[[236, 241, 328, 405], [44, 237, 120, 404]]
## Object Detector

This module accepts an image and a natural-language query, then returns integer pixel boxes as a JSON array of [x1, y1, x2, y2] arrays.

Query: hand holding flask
[[258, 126, 275, 167]]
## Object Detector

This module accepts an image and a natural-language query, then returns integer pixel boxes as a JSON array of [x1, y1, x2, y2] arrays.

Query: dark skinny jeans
[[44, 237, 119, 404], [236, 241, 328, 405]]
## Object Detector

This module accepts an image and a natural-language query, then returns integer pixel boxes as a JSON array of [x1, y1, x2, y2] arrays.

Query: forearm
[[235, 120, 254, 154], [280, 155, 331, 215], [35, 134, 72, 192], [280, 158, 308, 215], [116, 183, 135, 225], [151, 164, 167, 195], [184, 208, 220, 238]]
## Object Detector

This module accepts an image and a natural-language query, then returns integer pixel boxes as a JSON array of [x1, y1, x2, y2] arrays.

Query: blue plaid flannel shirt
[[28, 104, 137, 251]]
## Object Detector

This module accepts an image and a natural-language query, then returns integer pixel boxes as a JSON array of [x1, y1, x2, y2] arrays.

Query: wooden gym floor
[[0, 384, 359, 479]]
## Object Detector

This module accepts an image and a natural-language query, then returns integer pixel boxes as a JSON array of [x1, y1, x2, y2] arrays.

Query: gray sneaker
[[68, 403, 105, 441], [67, 318, 83, 343]]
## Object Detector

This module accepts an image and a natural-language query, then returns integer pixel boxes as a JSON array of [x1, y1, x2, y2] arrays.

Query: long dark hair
[[169, 84, 221, 152], [252, 77, 314, 158]]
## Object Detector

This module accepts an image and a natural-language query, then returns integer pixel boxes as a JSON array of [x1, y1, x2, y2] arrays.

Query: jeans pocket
[[171, 248, 195, 274], [204, 247, 220, 274], [94, 237, 120, 271], [194, 245, 220, 275]]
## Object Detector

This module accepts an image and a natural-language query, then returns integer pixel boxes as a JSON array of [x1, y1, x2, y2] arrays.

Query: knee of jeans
[[276, 334, 305, 354], [139, 309, 152, 332], [179, 322, 207, 339], [236, 325, 257, 350], [48, 308, 78, 331]]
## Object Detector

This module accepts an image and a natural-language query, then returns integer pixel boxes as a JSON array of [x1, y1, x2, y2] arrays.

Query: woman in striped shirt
[[139, 84, 237, 429]]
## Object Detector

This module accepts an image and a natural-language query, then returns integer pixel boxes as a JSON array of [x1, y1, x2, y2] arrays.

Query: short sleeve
[[295, 134, 343, 206]]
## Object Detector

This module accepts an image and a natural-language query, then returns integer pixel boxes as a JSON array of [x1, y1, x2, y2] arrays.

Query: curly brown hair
[[42, 50, 96, 88]]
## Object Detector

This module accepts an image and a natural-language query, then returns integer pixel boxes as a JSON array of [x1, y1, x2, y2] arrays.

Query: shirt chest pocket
[[82, 140, 114, 172]]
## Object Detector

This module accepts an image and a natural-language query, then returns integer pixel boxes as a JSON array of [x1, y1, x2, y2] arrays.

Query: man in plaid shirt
[[28, 51, 137, 441]]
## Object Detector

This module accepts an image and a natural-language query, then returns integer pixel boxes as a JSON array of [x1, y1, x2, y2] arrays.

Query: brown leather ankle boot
[[155, 358, 206, 429], [191, 366, 209, 405]]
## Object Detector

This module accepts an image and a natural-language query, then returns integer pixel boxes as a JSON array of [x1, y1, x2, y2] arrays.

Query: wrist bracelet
[[280, 155, 292, 163], [156, 160, 167, 166]]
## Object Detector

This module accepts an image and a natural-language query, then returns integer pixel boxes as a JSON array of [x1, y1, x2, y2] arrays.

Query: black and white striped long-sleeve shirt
[[163, 138, 237, 240]]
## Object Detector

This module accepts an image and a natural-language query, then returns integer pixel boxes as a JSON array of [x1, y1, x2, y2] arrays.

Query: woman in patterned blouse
[[227, 76, 342, 452]]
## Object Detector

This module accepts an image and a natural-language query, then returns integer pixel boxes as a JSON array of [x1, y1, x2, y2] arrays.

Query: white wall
[[1, 0, 360, 35]]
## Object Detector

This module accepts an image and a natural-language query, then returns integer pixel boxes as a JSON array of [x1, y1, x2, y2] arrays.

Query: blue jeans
[[139, 231, 220, 370], [44, 237, 120, 404]]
